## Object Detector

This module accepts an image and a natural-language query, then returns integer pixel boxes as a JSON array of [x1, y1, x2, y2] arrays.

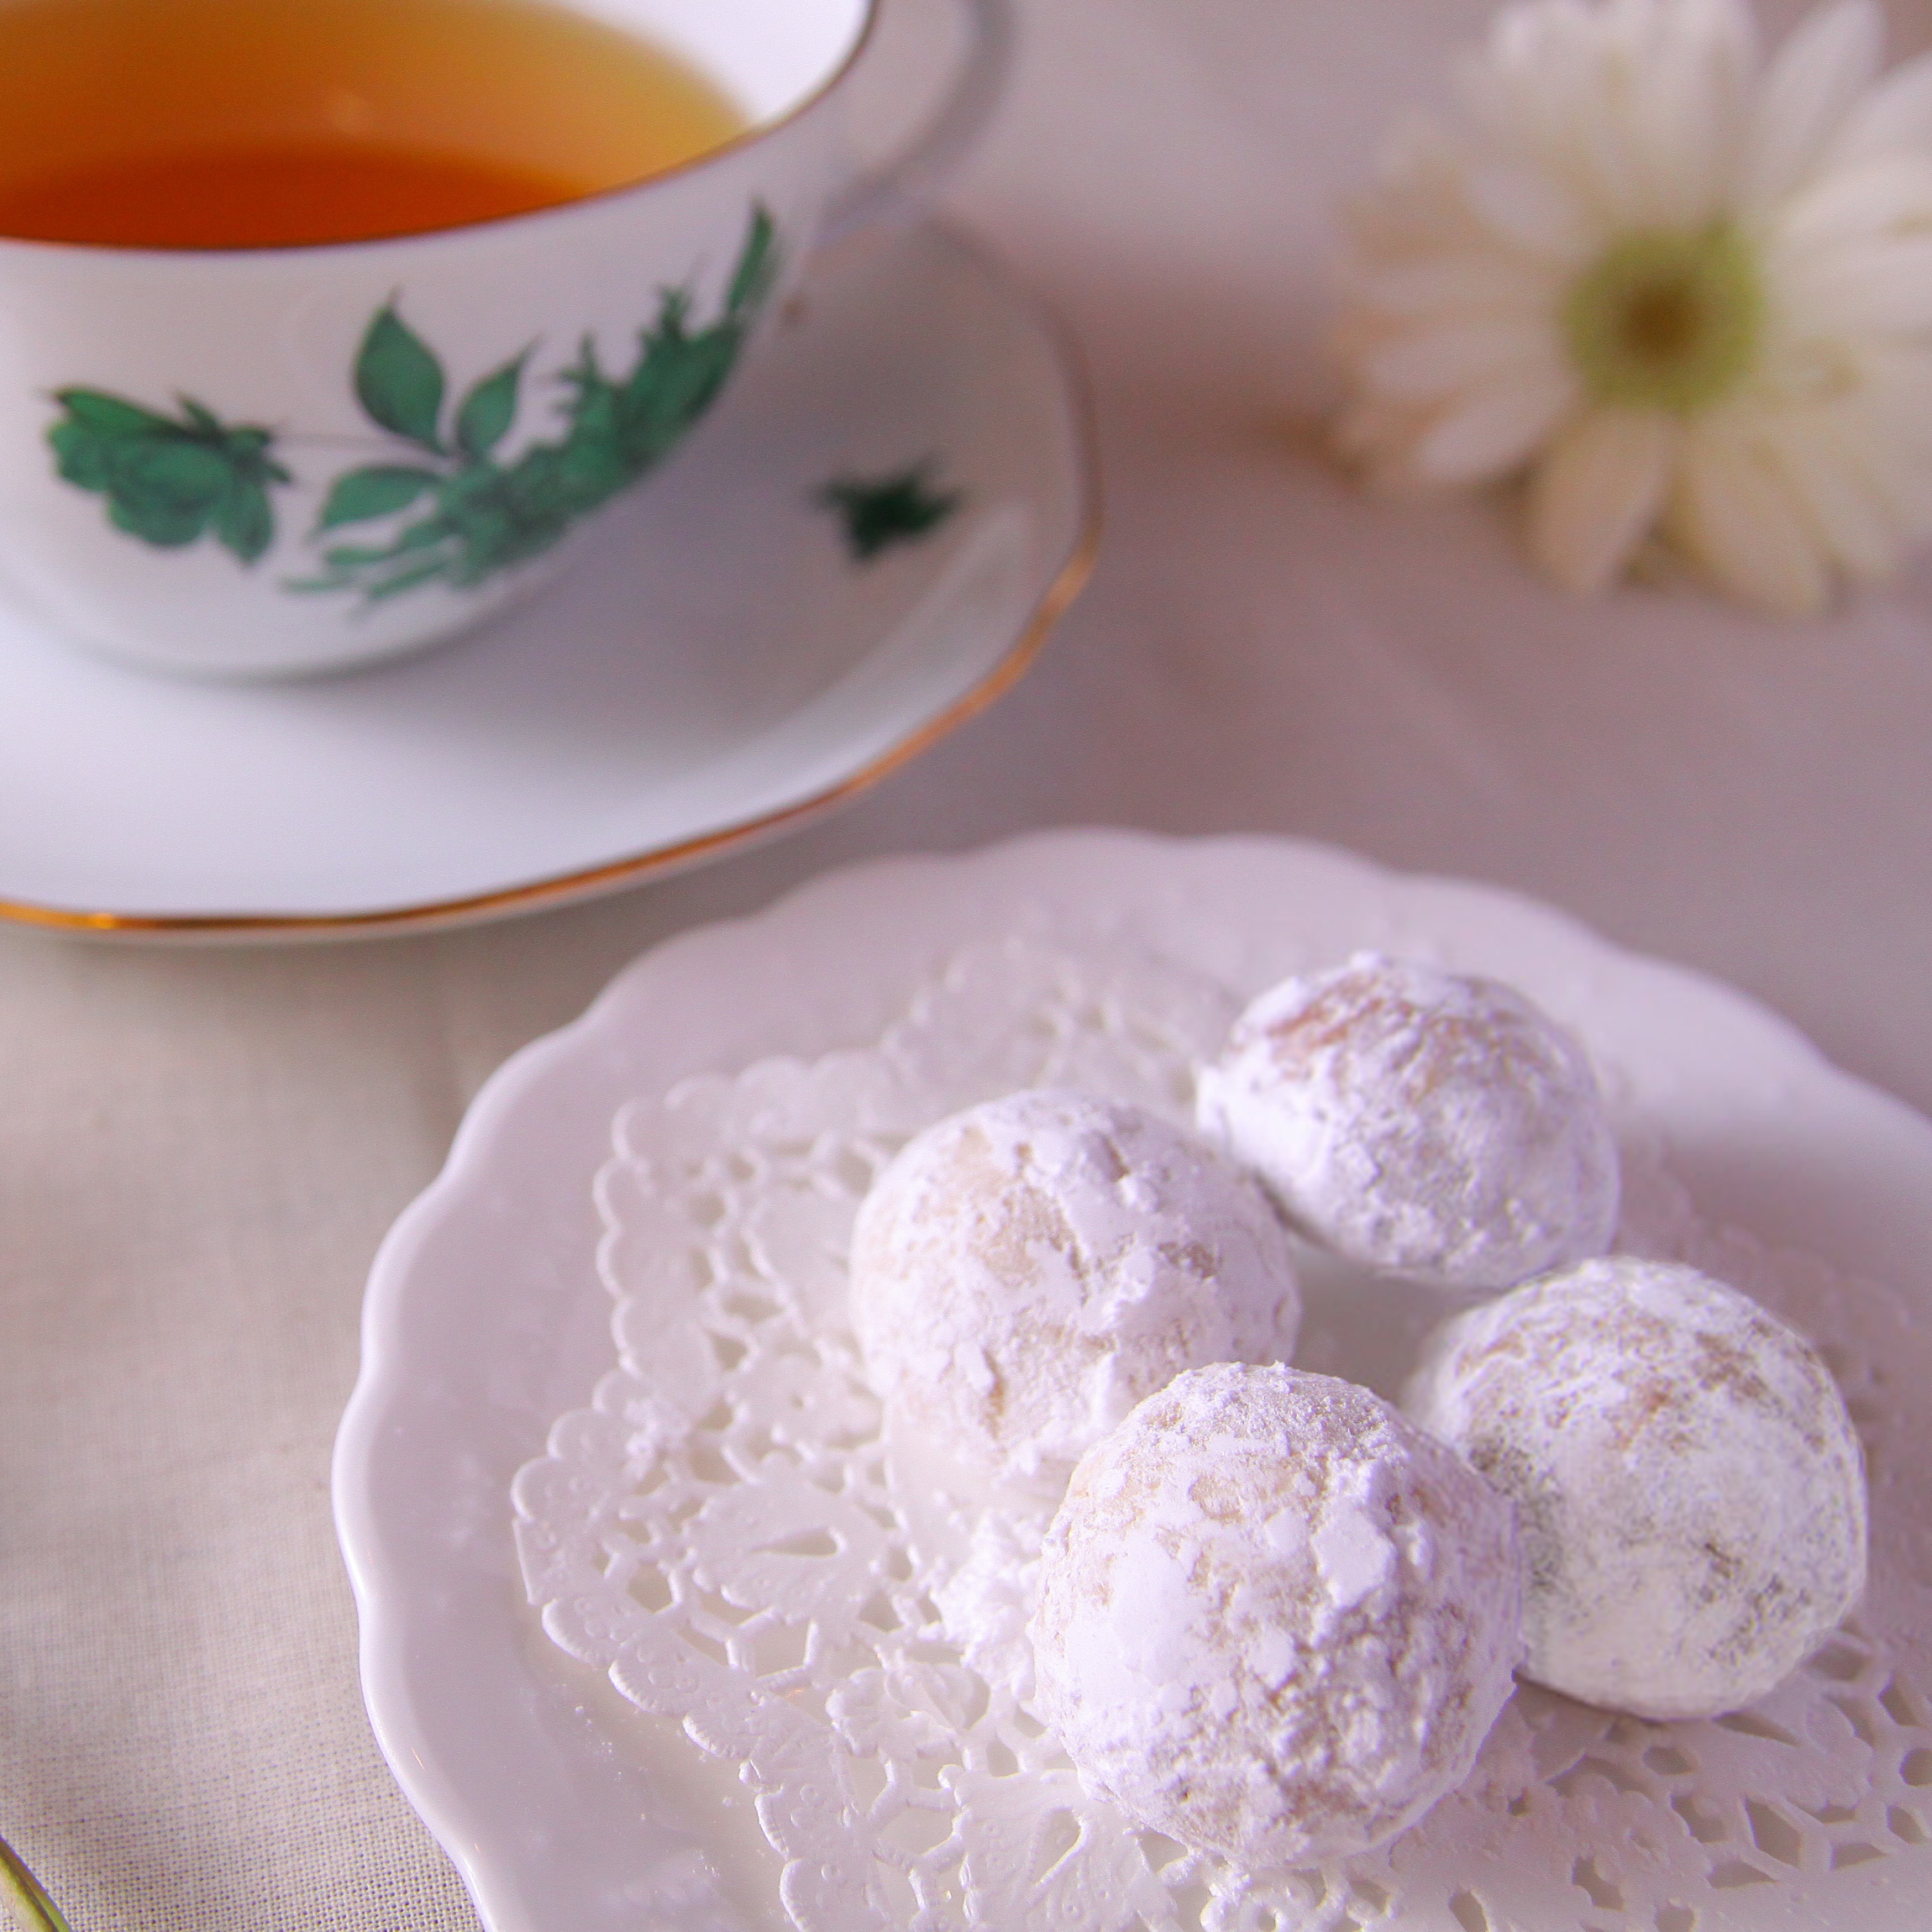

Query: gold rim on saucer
[[0, 1830, 74, 1932]]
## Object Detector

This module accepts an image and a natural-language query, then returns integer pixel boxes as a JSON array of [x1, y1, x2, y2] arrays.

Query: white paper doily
[[513, 932, 1932, 1932]]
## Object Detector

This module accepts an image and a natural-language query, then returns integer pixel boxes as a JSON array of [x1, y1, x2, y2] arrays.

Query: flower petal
[[1362, 318, 1558, 403], [1668, 417, 1835, 615], [1348, 123, 1498, 260], [1528, 406, 1679, 592], [1410, 368, 1579, 482], [1826, 45, 1932, 165], [1467, 3, 1646, 229], [1621, 0, 1759, 224], [1854, 346, 1932, 472], [1756, 408, 1904, 580], [1772, 152, 1932, 260], [1783, 352, 1932, 538], [1740, 0, 1885, 212], [1777, 233, 1932, 334], [1353, 250, 1557, 323], [1462, 159, 1597, 266]]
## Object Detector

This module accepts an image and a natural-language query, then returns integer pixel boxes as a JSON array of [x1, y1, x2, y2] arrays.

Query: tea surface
[[0, 0, 748, 247]]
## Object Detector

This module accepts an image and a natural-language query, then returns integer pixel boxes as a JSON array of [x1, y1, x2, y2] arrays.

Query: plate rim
[[0, 223, 1100, 942], [332, 827, 1932, 1931]]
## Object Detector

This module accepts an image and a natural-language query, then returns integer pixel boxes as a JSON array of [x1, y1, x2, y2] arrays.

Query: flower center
[[1562, 224, 1763, 414]]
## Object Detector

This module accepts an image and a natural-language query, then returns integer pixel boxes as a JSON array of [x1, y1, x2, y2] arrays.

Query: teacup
[[0, 0, 1009, 679]]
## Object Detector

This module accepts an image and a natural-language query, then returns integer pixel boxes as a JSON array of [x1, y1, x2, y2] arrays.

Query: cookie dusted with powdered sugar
[[1029, 1363, 1523, 1866], [849, 1089, 1300, 1488], [1195, 953, 1620, 1290], [1403, 1256, 1867, 1719]]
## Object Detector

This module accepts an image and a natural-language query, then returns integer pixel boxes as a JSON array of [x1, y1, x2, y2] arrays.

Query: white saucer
[[334, 831, 1932, 1932], [0, 223, 1095, 938]]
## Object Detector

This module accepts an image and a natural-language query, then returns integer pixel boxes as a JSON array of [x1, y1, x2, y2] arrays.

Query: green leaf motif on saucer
[[45, 203, 781, 605], [817, 460, 962, 562]]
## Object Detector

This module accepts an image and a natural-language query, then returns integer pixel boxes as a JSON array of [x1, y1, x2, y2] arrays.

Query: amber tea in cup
[[0, 0, 1010, 679], [0, 0, 749, 249]]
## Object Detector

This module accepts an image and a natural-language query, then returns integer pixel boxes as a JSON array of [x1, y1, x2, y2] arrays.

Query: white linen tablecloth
[[6, 2, 1932, 1928]]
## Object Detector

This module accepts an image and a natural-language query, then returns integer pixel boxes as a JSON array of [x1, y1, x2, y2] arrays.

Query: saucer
[[0, 222, 1095, 938]]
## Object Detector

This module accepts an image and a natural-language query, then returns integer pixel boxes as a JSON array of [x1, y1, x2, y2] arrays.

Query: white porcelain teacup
[[0, 0, 1009, 679]]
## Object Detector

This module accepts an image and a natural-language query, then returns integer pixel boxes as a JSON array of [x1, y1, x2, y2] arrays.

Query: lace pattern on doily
[[513, 939, 1932, 1932]]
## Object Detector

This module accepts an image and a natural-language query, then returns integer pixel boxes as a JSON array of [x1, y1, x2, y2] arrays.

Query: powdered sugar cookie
[[1196, 953, 1620, 1290], [1029, 1362, 1523, 1865], [1403, 1256, 1867, 1718], [850, 1089, 1300, 1487]]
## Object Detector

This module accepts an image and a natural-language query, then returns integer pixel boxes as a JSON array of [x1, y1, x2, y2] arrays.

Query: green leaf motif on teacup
[[355, 304, 450, 452], [294, 203, 780, 601], [47, 391, 291, 563], [43, 204, 780, 602]]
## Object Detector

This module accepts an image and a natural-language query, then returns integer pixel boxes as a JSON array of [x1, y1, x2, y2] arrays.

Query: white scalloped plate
[[333, 831, 1932, 1932]]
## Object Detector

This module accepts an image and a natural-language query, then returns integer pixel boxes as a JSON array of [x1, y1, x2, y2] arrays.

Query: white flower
[[1333, 0, 1932, 617]]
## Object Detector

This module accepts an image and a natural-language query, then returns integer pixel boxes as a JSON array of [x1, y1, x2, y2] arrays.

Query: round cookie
[[1195, 953, 1620, 1290], [1028, 1362, 1523, 1866], [1403, 1256, 1867, 1719], [850, 1089, 1301, 1487]]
